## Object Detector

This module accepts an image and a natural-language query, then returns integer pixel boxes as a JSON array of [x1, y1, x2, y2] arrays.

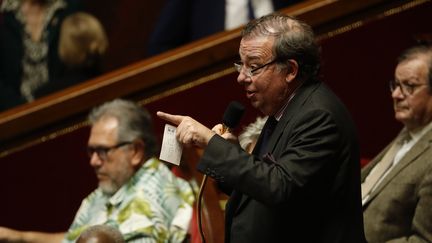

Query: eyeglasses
[[389, 79, 428, 96], [234, 59, 277, 78], [87, 141, 133, 161]]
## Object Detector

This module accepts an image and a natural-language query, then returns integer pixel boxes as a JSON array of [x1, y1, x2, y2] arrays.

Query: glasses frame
[[389, 79, 428, 96], [234, 59, 278, 78], [87, 141, 133, 161]]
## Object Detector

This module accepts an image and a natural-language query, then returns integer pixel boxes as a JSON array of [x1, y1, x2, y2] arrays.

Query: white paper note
[[159, 124, 183, 165]]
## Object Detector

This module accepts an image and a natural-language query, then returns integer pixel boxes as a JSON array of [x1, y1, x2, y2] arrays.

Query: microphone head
[[222, 101, 245, 129]]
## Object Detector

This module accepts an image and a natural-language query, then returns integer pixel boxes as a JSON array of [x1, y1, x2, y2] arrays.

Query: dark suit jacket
[[198, 81, 366, 243], [362, 128, 432, 242], [146, 0, 302, 56]]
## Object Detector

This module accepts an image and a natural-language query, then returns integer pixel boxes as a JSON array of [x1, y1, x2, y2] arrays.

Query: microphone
[[222, 101, 245, 133], [197, 101, 244, 243]]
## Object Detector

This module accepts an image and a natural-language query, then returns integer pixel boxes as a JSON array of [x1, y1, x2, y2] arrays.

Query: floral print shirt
[[63, 157, 194, 243]]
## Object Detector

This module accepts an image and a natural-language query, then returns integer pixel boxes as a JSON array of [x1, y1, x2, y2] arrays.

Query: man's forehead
[[396, 58, 428, 78], [88, 116, 119, 145], [239, 36, 274, 60], [240, 35, 274, 47], [98, 116, 119, 130]]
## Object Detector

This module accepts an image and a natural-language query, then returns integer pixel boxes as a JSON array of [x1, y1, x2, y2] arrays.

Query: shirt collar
[[274, 84, 302, 121], [407, 121, 432, 145]]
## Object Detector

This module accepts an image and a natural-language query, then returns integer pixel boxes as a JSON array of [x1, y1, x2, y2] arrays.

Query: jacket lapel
[[266, 82, 321, 154], [361, 140, 395, 182], [234, 82, 321, 214], [364, 128, 432, 205]]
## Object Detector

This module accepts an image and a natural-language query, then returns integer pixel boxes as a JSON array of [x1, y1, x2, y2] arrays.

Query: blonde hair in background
[[59, 12, 108, 68]]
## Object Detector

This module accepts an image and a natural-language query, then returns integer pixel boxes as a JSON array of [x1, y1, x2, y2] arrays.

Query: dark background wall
[[83, 1, 166, 71]]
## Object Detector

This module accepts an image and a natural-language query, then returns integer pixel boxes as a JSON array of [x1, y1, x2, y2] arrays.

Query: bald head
[[76, 225, 125, 243]]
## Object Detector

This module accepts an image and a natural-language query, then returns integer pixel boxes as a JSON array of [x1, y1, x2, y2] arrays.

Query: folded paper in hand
[[159, 124, 183, 165]]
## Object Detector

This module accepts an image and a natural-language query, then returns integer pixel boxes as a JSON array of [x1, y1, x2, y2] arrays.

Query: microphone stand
[[197, 124, 229, 243], [197, 101, 244, 243], [197, 174, 208, 243]]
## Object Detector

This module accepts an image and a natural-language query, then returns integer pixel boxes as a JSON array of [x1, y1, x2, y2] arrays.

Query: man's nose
[[89, 153, 103, 167], [391, 85, 405, 99], [237, 70, 251, 84]]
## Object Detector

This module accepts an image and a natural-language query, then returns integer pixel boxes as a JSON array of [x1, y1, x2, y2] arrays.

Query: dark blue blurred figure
[[147, 0, 302, 56]]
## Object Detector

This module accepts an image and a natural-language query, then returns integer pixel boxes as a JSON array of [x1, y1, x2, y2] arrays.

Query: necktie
[[258, 116, 278, 157], [361, 131, 411, 198]]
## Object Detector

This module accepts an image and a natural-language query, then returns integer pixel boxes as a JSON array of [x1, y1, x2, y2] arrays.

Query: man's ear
[[131, 140, 146, 166], [285, 59, 299, 83]]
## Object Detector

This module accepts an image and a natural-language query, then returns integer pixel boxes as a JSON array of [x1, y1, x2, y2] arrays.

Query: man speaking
[[158, 13, 365, 243]]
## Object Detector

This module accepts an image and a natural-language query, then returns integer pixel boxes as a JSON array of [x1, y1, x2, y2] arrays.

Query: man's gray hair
[[242, 13, 321, 82], [88, 99, 158, 158], [239, 116, 268, 150], [397, 44, 432, 88]]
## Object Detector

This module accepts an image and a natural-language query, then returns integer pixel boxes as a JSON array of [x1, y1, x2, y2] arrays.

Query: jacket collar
[[363, 127, 432, 206]]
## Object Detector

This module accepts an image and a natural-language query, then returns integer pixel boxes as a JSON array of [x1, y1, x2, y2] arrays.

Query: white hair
[[239, 116, 268, 150]]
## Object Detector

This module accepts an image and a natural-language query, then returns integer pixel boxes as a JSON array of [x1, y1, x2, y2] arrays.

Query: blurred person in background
[[34, 11, 108, 97], [0, 0, 81, 111], [238, 116, 268, 153], [147, 0, 302, 56]]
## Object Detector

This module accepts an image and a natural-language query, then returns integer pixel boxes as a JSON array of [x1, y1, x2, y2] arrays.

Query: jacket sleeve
[[198, 108, 341, 205], [387, 165, 432, 243]]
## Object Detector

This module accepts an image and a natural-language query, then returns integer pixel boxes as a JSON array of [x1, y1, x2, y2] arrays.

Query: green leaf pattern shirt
[[63, 157, 195, 243]]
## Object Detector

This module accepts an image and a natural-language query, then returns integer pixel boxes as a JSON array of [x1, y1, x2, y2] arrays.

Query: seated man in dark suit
[[362, 43, 432, 242]]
